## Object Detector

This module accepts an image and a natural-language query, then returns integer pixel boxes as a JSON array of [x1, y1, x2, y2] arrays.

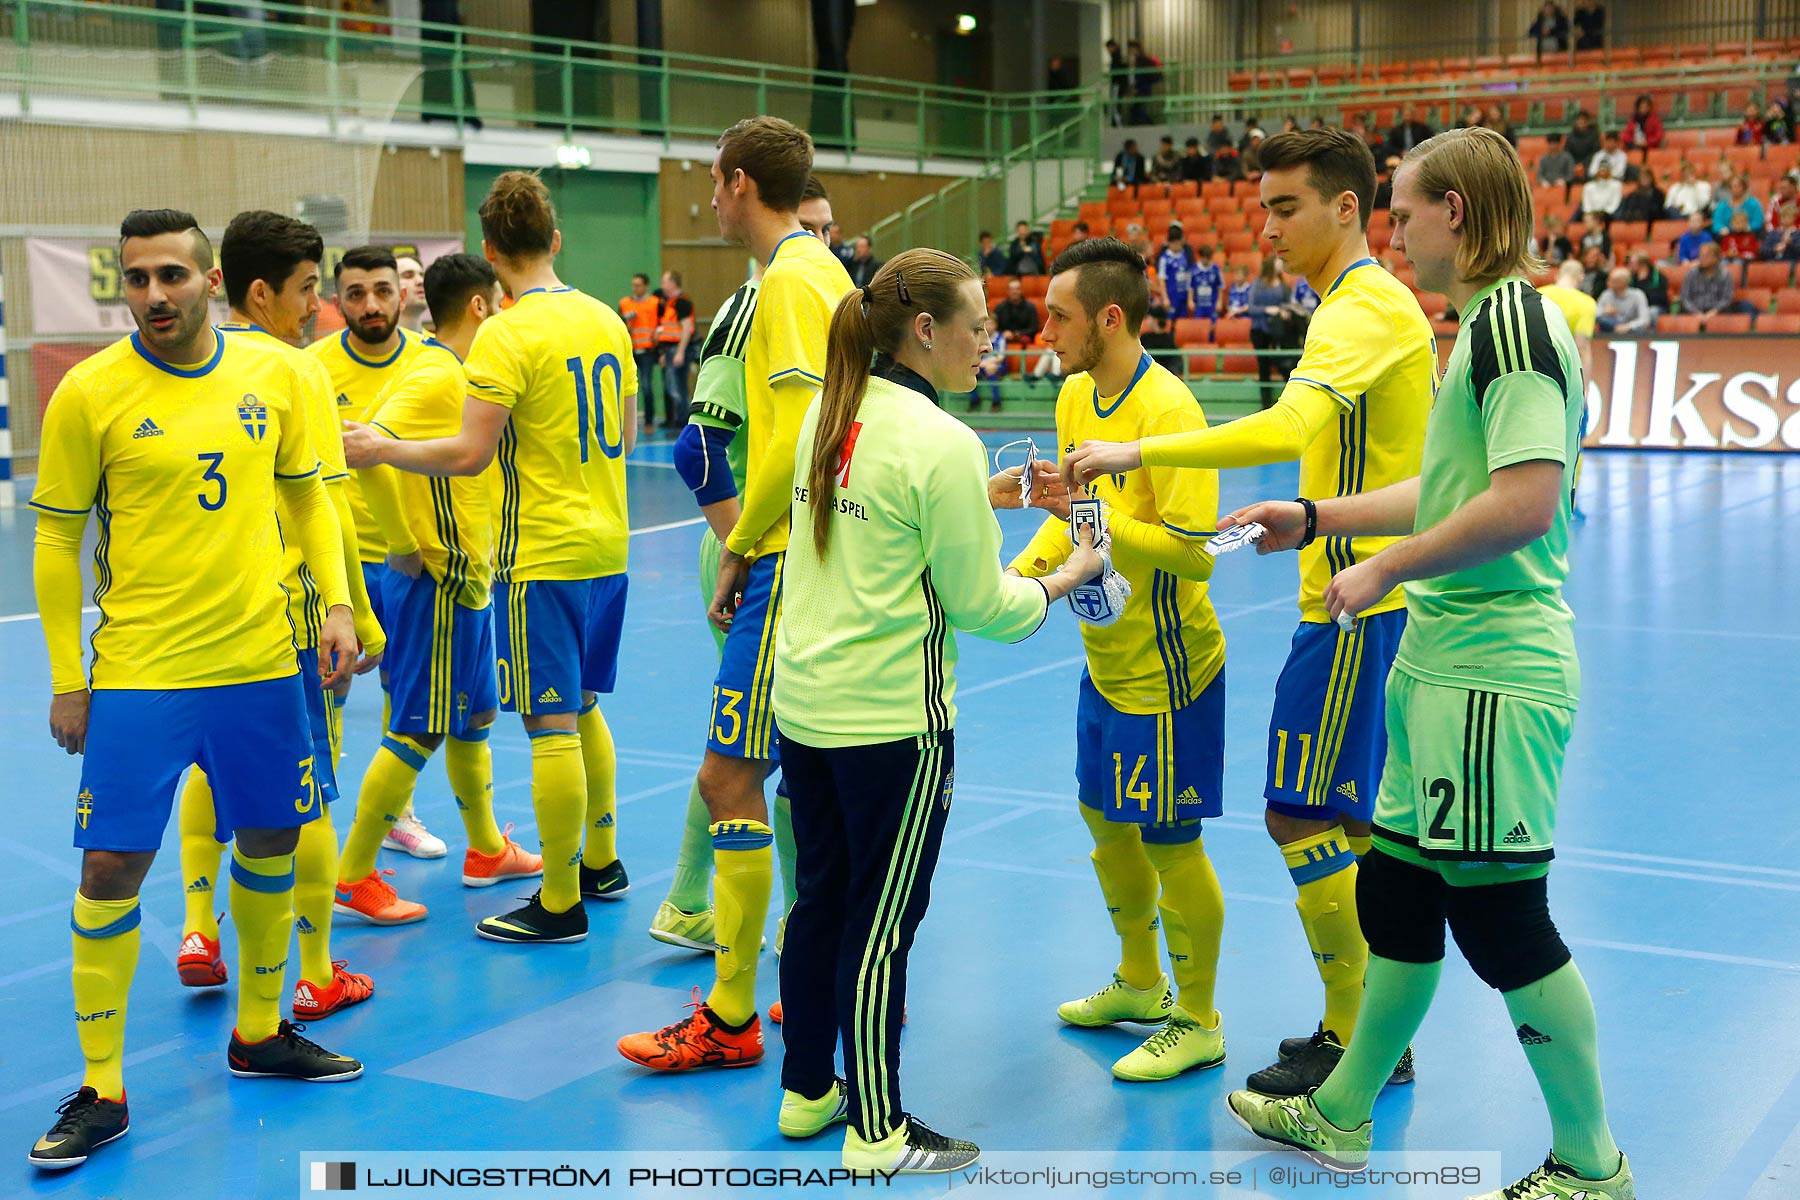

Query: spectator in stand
[[1226, 263, 1253, 316], [1579, 246, 1610, 297], [1736, 103, 1766, 146], [1713, 176, 1765, 236], [1680, 241, 1755, 321], [1112, 137, 1149, 189], [846, 235, 881, 288], [1189, 243, 1224, 319], [1627, 249, 1670, 314], [1765, 99, 1793, 145], [1761, 196, 1800, 262], [1152, 135, 1181, 183], [1242, 128, 1266, 177], [1589, 131, 1628, 183], [1238, 115, 1266, 156], [1386, 103, 1434, 156], [1155, 225, 1196, 318], [1007, 220, 1046, 274], [1764, 175, 1799, 233], [1566, 110, 1601, 175], [1623, 95, 1664, 150], [1280, 116, 1301, 134], [1529, 1, 1570, 55], [1070, 220, 1092, 244], [973, 325, 1006, 413], [1537, 132, 1577, 187], [1458, 105, 1486, 131], [1206, 113, 1235, 155], [1675, 211, 1714, 263], [1486, 105, 1518, 147], [991, 277, 1041, 348], [976, 230, 1010, 277], [1720, 210, 1762, 262], [828, 223, 853, 266], [1309, 116, 1327, 130], [1581, 162, 1623, 219], [1126, 40, 1161, 125], [1596, 267, 1652, 333], [1663, 160, 1713, 218], [1178, 137, 1211, 183], [1615, 168, 1665, 229], [1105, 38, 1127, 126], [1373, 154, 1399, 209], [1579, 212, 1614, 262], [1139, 304, 1177, 356], [654, 269, 695, 430], [1028, 341, 1066, 387], [1046, 54, 1078, 91], [1573, 0, 1605, 50], [1246, 256, 1294, 405], [1538, 212, 1575, 265]]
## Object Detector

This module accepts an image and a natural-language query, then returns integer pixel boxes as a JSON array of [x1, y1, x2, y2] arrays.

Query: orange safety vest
[[620, 294, 660, 351], [657, 294, 690, 345]]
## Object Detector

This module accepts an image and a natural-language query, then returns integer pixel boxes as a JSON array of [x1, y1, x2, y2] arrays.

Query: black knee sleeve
[[1445, 874, 1571, 992], [1354, 848, 1447, 964]]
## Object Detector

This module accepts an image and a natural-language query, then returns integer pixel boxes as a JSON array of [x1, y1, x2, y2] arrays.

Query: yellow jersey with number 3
[[464, 286, 637, 582], [224, 322, 343, 649], [367, 339, 495, 608], [1284, 259, 1436, 622], [308, 327, 429, 564], [30, 331, 316, 689]]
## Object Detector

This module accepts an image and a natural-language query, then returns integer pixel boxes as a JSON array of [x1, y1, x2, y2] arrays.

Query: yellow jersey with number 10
[[464, 286, 637, 582], [308, 327, 428, 564], [30, 331, 315, 689], [1285, 259, 1436, 623]]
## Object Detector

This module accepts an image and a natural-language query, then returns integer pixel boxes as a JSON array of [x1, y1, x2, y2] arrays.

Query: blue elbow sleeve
[[672, 422, 738, 506]]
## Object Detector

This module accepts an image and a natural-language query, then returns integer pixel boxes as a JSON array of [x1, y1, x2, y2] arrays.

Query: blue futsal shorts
[[1076, 669, 1225, 845]]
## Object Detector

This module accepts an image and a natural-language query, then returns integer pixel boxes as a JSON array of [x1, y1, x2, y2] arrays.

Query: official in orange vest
[[654, 269, 696, 431], [619, 272, 662, 427]]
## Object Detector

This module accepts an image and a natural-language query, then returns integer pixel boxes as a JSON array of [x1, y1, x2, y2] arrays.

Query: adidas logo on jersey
[[132, 417, 164, 439], [1515, 1023, 1553, 1045], [1503, 821, 1532, 845], [1176, 786, 1200, 804], [186, 875, 212, 894], [335, 392, 351, 407], [1336, 781, 1360, 803], [295, 916, 318, 934], [537, 686, 563, 704]]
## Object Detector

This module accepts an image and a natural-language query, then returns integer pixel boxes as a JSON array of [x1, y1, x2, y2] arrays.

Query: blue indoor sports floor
[[0, 440, 1796, 1199]]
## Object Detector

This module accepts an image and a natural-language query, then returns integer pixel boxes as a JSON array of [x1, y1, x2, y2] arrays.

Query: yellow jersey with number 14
[[30, 331, 315, 689], [308, 327, 428, 564], [367, 339, 495, 609], [1284, 259, 1436, 622], [465, 286, 637, 582]]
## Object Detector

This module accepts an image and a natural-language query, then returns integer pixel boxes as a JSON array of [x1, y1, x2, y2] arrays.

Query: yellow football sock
[[229, 846, 295, 1043], [1282, 828, 1369, 1042], [1346, 832, 1373, 859], [530, 729, 587, 912], [577, 700, 618, 868], [1079, 804, 1161, 990], [446, 727, 505, 856], [339, 734, 429, 883], [293, 808, 339, 984], [1143, 838, 1225, 1024], [178, 770, 224, 940], [330, 689, 352, 777], [71, 892, 140, 1101], [708, 820, 774, 1026]]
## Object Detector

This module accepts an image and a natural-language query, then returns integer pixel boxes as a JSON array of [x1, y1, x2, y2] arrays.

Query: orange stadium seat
[[1745, 262, 1792, 290], [1741, 286, 1774, 313], [1174, 318, 1212, 347], [1706, 314, 1753, 333], [1774, 288, 1800, 314], [1757, 313, 1800, 333], [1657, 314, 1701, 334], [1212, 316, 1252, 345]]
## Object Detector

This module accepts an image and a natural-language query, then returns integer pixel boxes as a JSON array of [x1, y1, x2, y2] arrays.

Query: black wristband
[[1295, 497, 1318, 549]]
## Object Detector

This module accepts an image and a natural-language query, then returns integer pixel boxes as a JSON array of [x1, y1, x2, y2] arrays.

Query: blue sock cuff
[[230, 854, 295, 894], [528, 728, 580, 741], [331, 692, 347, 709], [711, 820, 775, 851], [381, 734, 430, 771], [579, 697, 599, 716], [1288, 842, 1356, 887], [453, 725, 492, 744], [71, 903, 142, 939]]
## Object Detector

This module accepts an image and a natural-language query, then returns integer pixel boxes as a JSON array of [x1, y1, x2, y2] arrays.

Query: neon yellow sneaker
[[1225, 1087, 1371, 1172], [1112, 1005, 1225, 1081], [843, 1117, 979, 1173], [1056, 972, 1173, 1028], [777, 1078, 849, 1138], [1469, 1152, 1634, 1200], [647, 901, 715, 952]]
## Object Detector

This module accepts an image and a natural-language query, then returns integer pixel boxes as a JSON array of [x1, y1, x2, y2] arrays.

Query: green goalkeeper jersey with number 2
[[1395, 277, 1584, 709]]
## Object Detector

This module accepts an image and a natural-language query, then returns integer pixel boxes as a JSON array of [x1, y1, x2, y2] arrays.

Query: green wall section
[[463, 165, 659, 302]]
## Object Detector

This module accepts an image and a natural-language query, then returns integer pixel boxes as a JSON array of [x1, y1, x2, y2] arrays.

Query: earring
[[923, 341, 933, 350]]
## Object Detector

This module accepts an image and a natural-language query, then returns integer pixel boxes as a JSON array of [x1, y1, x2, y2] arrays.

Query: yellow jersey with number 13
[[308, 327, 428, 563], [464, 286, 637, 582], [30, 331, 316, 689]]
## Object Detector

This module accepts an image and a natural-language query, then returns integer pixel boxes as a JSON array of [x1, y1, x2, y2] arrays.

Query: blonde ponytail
[[809, 288, 877, 556]]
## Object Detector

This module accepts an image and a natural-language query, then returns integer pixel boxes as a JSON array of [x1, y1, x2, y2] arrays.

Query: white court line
[[0, 520, 702, 625]]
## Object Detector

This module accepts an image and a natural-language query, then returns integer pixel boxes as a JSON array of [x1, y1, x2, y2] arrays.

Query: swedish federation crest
[[237, 394, 269, 441]]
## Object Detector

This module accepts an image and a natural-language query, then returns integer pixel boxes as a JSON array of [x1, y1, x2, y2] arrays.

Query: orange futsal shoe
[[462, 825, 544, 888], [292, 961, 375, 1020], [177, 930, 228, 988], [617, 986, 764, 1072], [333, 870, 427, 926]]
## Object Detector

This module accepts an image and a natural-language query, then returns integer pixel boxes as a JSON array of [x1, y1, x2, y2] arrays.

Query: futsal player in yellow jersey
[[309, 247, 444, 857], [336, 252, 543, 926], [1063, 129, 1435, 1095], [1006, 238, 1230, 1083], [617, 116, 851, 1073], [344, 171, 637, 944], [173, 212, 385, 1024], [28, 210, 364, 1172]]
